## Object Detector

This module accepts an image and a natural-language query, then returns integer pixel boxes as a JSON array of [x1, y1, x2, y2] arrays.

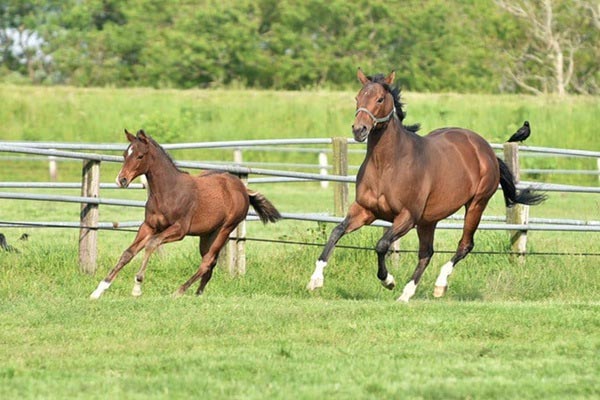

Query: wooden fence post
[[219, 149, 246, 276], [79, 159, 100, 274], [503, 143, 528, 259], [332, 137, 349, 217]]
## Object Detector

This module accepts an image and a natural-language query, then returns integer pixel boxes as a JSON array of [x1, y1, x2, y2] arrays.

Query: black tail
[[497, 157, 547, 207], [248, 190, 282, 224]]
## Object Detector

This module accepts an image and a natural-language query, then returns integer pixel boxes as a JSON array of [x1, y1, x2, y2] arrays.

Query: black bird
[[0, 233, 19, 253], [507, 121, 531, 143]]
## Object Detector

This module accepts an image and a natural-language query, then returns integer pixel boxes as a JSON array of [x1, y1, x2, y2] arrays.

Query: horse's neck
[[366, 119, 417, 168], [145, 151, 184, 196]]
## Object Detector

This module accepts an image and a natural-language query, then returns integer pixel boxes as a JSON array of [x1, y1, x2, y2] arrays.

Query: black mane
[[368, 74, 420, 133]]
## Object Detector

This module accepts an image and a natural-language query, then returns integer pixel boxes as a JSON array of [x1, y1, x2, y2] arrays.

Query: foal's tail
[[247, 190, 282, 224], [497, 157, 547, 207]]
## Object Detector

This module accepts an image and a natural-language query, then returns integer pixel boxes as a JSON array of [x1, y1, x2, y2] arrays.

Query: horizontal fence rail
[[1, 139, 599, 273]]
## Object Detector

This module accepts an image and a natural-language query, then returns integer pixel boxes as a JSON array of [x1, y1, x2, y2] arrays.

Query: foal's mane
[[142, 132, 189, 174], [368, 74, 420, 133]]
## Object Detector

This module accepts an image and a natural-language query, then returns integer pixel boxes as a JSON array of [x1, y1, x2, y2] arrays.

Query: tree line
[[1, 0, 598, 94]]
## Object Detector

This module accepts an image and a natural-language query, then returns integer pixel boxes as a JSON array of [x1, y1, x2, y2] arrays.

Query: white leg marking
[[131, 279, 142, 297], [307, 260, 327, 290], [435, 261, 454, 287], [397, 280, 417, 303], [90, 280, 111, 299], [381, 273, 396, 289], [434, 261, 454, 297]]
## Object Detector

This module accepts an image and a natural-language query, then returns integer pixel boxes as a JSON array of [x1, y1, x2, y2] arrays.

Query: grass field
[[0, 85, 599, 399]]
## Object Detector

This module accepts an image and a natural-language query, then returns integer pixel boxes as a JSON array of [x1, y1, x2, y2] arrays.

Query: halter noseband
[[355, 106, 396, 127]]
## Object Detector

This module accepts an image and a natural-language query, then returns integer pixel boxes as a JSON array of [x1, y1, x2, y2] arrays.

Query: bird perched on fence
[[0, 233, 19, 253], [507, 121, 530, 143]]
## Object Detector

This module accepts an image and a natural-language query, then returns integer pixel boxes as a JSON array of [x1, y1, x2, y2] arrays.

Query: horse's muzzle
[[116, 175, 129, 188], [352, 125, 369, 142]]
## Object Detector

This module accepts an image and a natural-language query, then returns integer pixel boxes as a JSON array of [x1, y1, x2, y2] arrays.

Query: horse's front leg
[[307, 203, 375, 290], [131, 222, 187, 297], [375, 211, 415, 291], [90, 223, 154, 299]]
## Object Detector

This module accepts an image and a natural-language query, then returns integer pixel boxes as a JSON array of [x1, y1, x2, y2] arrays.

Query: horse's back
[[188, 171, 250, 232]]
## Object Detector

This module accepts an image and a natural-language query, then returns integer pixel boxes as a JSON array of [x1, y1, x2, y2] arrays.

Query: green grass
[[0, 85, 599, 398]]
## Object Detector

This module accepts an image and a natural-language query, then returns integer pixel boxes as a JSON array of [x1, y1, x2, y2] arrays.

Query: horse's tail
[[497, 157, 547, 207], [247, 189, 282, 224]]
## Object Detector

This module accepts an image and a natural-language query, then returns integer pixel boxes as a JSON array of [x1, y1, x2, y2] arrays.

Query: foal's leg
[[397, 223, 436, 302], [433, 199, 488, 298], [195, 232, 217, 296], [90, 223, 154, 299], [131, 222, 188, 297], [174, 227, 232, 297], [307, 202, 375, 290], [374, 211, 415, 291]]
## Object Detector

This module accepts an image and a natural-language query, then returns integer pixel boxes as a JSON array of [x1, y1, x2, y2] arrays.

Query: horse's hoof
[[380, 273, 396, 290], [131, 288, 142, 297], [306, 276, 323, 291], [396, 295, 410, 303], [172, 290, 184, 298], [89, 293, 101, 300], [433, 285, 447, 298]]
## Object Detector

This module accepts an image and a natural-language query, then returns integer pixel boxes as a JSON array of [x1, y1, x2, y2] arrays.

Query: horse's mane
[[368, 74, 420, 133], [143, 132, 189, 174]]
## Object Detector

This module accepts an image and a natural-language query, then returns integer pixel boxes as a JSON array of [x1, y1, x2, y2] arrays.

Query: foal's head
[[116, 129, 153, 188]]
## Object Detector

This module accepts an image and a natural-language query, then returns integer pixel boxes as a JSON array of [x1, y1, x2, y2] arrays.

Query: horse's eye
[[137, 154, 144, 160], [377, 97, 385, 104]]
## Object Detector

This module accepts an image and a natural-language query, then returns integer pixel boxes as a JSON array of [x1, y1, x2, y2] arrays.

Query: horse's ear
[[124, 129, 136, 143], [384, 70, 396, 85], [136, 129, 149, 143], [357, 68, 370, 85]]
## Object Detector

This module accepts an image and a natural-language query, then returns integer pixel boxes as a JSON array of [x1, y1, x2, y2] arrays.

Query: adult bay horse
[[307, 69, 545, 302], [90, 129, 281, 299]]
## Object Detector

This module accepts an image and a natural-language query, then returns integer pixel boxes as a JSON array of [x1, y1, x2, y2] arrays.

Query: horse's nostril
[[119, 177, 128, 187]]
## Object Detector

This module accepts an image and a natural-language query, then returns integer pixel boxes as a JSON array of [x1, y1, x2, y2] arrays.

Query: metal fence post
[[503, 143, 528, 259], [79, 159, 100, 274], [332, 137, 348, 217]]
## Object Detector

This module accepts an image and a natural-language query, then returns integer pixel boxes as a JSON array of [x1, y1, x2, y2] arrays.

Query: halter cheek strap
[[355, 106, 396, 126]]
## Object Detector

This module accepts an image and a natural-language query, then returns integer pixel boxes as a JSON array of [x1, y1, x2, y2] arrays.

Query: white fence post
[[318, 151, 329, 189], [48, 149, 57, 181]]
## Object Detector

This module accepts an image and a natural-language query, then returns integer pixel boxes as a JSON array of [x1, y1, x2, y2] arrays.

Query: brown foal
[[90, 130, 281, 299]]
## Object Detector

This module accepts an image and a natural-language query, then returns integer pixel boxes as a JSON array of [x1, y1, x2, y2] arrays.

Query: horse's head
[[116, 129, 152, 188], [352, 68, 396, 142]]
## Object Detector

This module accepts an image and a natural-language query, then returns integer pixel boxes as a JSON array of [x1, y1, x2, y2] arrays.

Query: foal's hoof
[[131, 287, 142, 297], [433, 285, 447, 298], [306, 276, 323, 291], [172, 289, 185, 298], [380, 273, 396, 290]]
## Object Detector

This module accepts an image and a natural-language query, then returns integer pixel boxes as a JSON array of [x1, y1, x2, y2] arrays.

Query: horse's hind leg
[[397, 222, 436, 302], [433, 199, 488, 298], [307, 203, 375, 290], [174, 227, 231, 297]]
